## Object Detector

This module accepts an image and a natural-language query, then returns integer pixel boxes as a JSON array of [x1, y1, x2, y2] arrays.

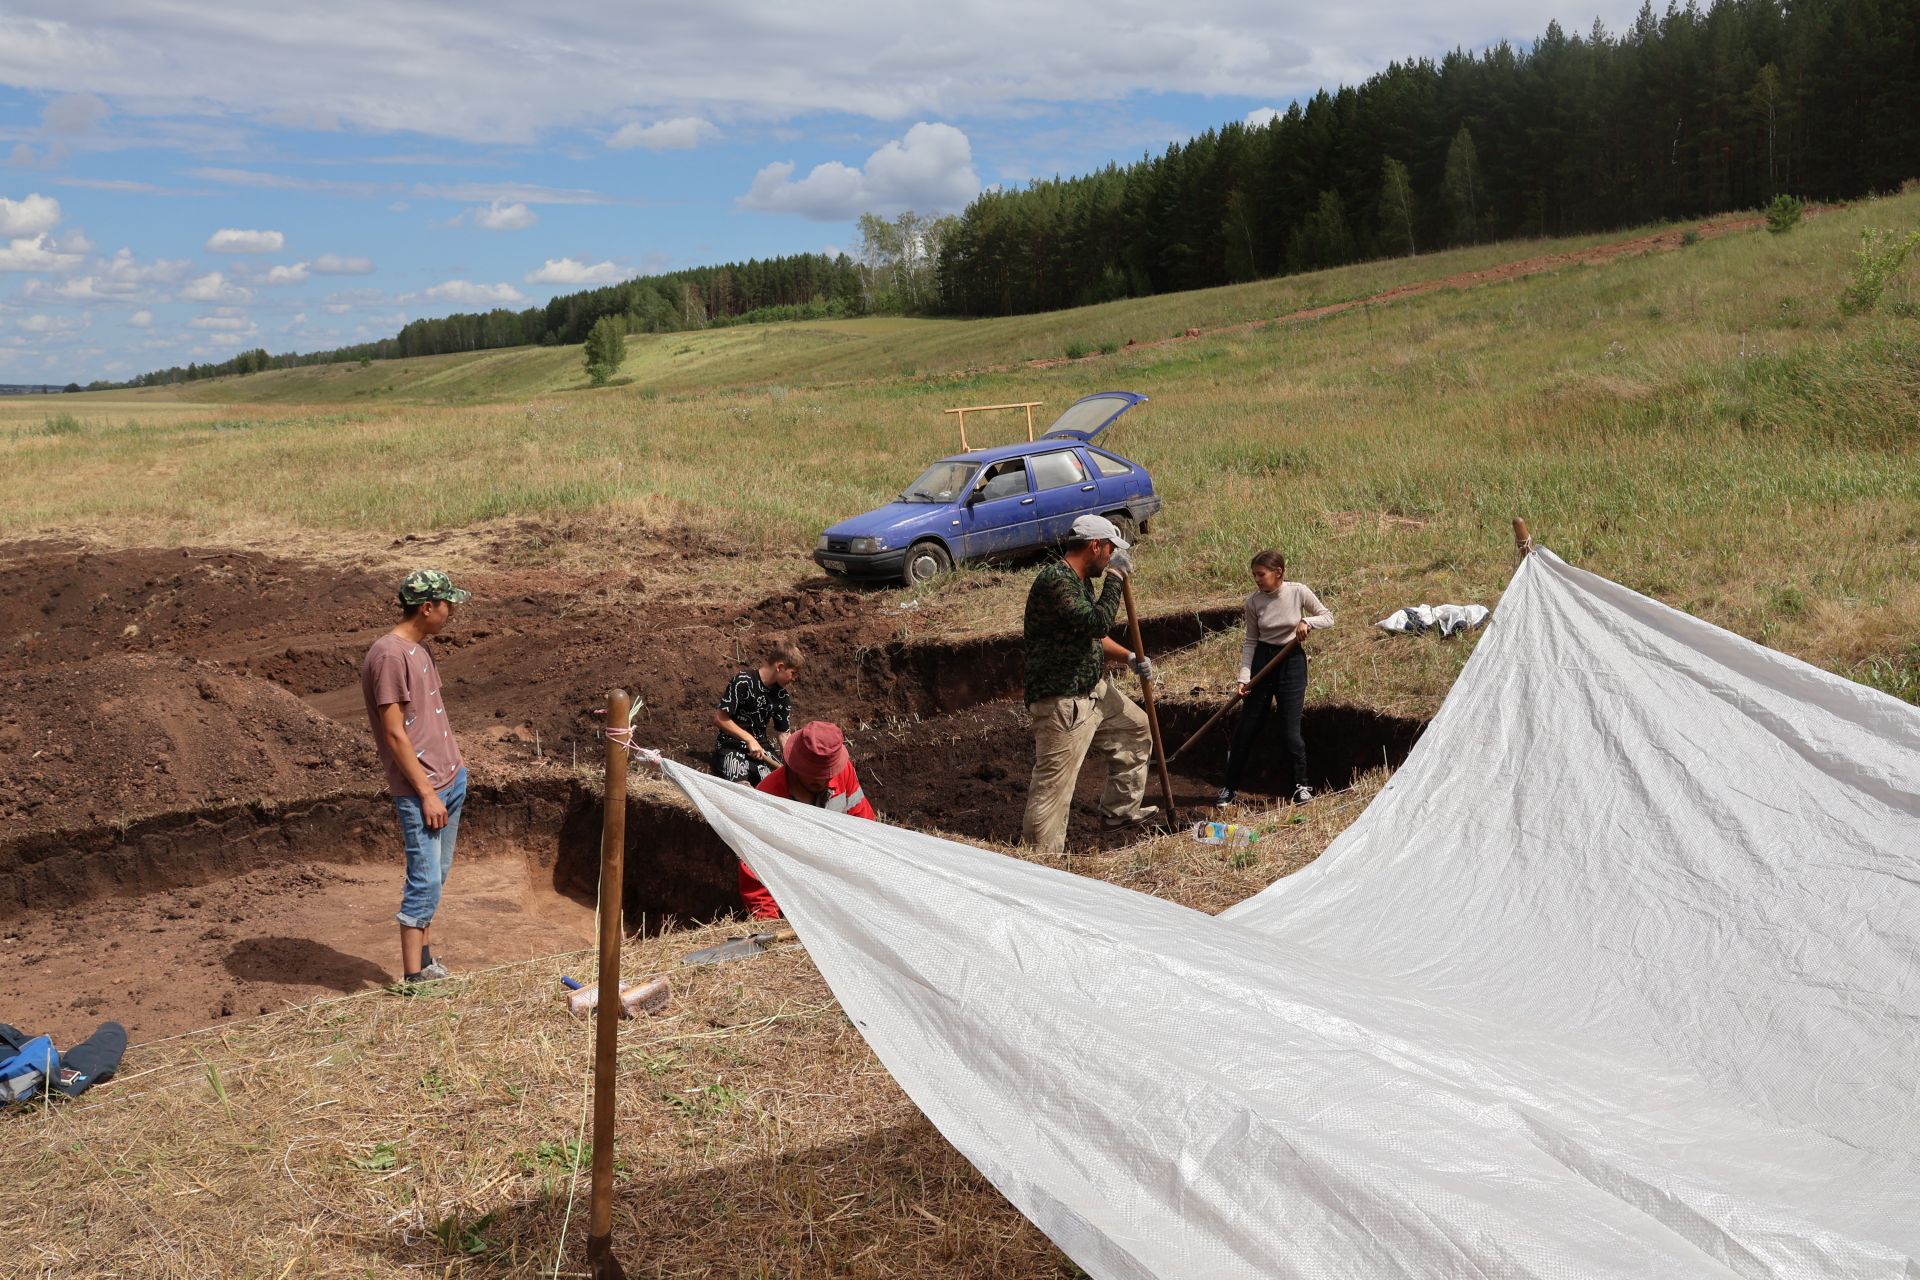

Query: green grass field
[[5, 193, 1917, 707]]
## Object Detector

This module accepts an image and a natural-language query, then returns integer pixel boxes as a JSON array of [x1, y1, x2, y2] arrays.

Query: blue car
[[814, 391, 1162, 586]]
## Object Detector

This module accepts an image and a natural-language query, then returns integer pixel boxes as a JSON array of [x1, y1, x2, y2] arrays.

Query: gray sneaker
[[415, 959, 451, 981], [1291, 785, 1315, 805]]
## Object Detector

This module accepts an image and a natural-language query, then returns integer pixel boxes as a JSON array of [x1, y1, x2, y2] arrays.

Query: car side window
[[977, 460, 1030, 502], [1089, 450, 1132, 478], [1030, 450, 1088, 490]]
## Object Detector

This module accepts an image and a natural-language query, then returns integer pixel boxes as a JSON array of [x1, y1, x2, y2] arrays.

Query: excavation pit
[[2, 538, 1424, 1046]]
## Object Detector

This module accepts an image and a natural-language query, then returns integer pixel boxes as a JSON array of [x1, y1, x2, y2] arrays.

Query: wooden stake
[[586, 688, 629, 1280], [1120, 579, 1179, 826], [1166, 635, 1302, 763], [1513, 517, 1533, 558]]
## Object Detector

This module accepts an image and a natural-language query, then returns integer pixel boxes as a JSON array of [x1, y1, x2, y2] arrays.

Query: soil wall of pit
[[0, 779, 744, 935]]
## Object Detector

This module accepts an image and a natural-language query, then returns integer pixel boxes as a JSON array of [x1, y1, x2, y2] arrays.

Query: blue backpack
[[0, 1028, 58, 1103]]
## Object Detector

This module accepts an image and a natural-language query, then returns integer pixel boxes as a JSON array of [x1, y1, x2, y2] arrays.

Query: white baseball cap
[[1069, 513, 1130, 550]]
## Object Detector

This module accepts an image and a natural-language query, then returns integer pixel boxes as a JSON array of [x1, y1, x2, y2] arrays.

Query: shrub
[[1839, 227, 1920, 316], [41, 412, 82, 436], [1064, 339, 1091, 360], [1680, 230, 1700, 247], [1097, 339, 1120, 355], [1764, 194, 1803, 235]]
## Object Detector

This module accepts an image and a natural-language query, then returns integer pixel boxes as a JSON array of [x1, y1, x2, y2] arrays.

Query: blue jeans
[[393, 767, 467, 929]]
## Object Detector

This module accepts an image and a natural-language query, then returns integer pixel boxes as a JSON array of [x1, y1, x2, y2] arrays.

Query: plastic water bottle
[[1190, 820, 1259, 847]]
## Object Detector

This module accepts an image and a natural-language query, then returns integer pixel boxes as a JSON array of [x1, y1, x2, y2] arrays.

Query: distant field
[[84, 228, 1645, 407], [9, 192, 1918, 708]]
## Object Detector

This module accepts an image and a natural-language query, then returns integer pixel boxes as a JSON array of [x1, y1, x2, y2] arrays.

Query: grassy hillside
[[8, 193, 1918, 707], [95, 229, 1645, 406]]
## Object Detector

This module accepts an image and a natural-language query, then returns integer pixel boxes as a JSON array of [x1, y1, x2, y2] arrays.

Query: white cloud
[[17, 312, 86, 334], [740, 122, 979, 221], [311, 253, 373, 275], [187, 314, 253, 331], [206, 228, 286, 253], [0, 2, 1361, 144], [0, 193, 61, 236], [414, 280, 526, 307], [179, 271, 254, 304], [1245, 106, 1281, 128], [103, 248, 192, 285], [23, 275, 129, 302], [323, 302, 352, 315], [284, 313, 308, 330], [524, 257, 633, 286], [607, 117, 716, 151], [42, 91, 107, 135], [128, 309, 153, 328], [257, 262, 310, 285], [470, 200, 536, 231], [0, 232, 82, 272]]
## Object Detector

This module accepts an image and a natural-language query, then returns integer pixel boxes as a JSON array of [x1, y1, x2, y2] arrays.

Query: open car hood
[[1038, 391, 1148, 442]]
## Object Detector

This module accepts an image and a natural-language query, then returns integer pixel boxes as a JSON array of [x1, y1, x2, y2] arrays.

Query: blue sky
[[0, 1, 1648, 384]]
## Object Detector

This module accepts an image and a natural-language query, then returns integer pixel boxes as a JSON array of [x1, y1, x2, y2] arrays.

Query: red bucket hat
[[785, 721, 849, 780]]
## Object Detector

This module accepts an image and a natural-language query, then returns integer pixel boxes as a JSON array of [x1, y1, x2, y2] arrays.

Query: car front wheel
[[901, 539, 953, 586], [1102, 511, 1139, 543]]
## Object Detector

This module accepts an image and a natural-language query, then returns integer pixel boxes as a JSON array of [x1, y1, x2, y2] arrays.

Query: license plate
[[821, 559, 847, 572]]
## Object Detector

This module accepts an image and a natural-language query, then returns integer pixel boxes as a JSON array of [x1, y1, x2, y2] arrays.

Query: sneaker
[[418, 959, 451, 981], [401, 969, 439, 986], [1291, 785, 1315, 805], [1214, 788, 1238, 808], [1102, 804, 1162, 830]]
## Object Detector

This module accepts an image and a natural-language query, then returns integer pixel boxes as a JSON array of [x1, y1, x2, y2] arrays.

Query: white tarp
[[659, 548, 1920, 1279]]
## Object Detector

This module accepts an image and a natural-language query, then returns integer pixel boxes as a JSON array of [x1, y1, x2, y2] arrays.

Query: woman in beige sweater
[[1218, 549, 1333, 807]]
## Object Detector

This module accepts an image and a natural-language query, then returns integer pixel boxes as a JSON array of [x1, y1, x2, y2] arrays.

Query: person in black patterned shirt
[[711, 639, 801, 784]]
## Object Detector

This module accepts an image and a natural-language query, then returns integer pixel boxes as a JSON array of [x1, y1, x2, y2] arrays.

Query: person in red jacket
[[738, 720, 875, 919]]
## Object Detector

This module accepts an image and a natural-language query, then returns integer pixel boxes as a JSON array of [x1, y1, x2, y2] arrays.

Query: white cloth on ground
[[1375, 602, 1488, 636]]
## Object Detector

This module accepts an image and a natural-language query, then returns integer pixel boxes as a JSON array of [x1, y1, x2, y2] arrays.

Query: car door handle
[[1080, 484, 1096, 491], [1020, 497, 1035, 505]]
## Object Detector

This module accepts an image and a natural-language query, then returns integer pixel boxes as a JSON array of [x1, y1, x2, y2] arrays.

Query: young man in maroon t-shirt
[[738, 721, 875, 920], [360, 568, 470, 984]]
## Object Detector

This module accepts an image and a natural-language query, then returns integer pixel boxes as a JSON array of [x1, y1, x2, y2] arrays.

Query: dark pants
[[1224, 642, 1307, 792]]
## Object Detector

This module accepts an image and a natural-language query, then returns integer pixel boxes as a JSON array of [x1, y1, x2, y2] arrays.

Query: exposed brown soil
[[0, 531, 1417, 1046]]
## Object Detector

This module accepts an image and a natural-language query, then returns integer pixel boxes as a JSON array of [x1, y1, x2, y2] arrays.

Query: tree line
[[936, 0, 1920, 315], [113, 250, 873, 387]]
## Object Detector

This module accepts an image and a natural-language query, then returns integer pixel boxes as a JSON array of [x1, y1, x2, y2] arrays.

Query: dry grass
[[0, 777, 1375, 1279]]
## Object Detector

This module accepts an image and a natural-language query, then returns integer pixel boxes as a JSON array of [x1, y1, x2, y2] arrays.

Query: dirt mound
[[0, 653, 376, 833], [0, 541, 388, 669]]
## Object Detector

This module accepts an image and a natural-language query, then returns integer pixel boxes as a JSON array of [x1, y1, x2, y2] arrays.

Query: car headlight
[[817, 534, 831, 551], [849, 537, 882, 555]]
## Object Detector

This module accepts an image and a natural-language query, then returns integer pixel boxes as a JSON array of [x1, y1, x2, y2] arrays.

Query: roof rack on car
[[943, 401, 1044, 452]]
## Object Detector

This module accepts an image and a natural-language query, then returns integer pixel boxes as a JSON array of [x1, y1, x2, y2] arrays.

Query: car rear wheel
[[901, 539, 953, 586], [1103, 511, 1139, 543]]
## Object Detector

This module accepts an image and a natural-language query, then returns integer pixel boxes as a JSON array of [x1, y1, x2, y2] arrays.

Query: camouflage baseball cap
[[396, 568, 471, 606]]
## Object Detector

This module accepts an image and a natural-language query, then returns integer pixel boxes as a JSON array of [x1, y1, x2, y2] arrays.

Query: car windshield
[[900, 460, 979, 503]]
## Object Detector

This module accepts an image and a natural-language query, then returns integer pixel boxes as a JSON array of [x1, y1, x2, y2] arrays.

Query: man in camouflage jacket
[[1020, 515, 1159, 854]]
